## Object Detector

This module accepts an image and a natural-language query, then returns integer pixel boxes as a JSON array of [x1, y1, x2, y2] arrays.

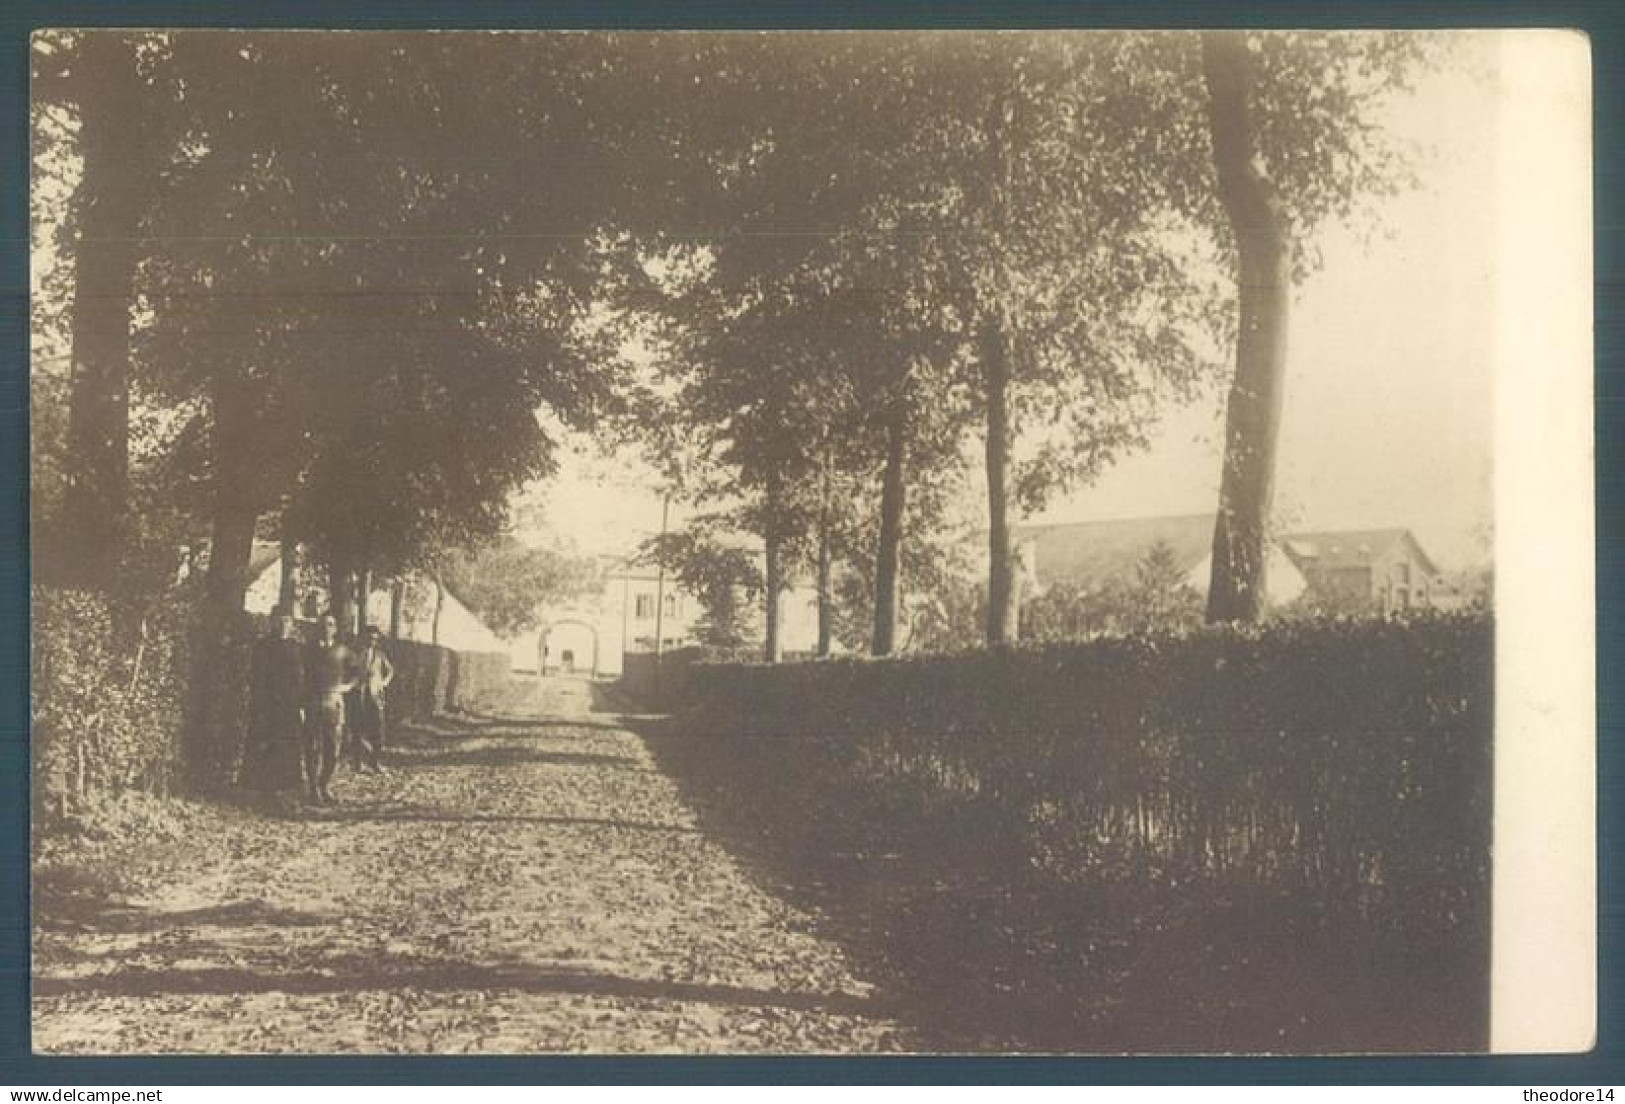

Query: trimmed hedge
[[672, 614, 1492, 1048], [388, 640, 448, 722], [443, 648, 512, 713], [683, 613, 1492, 942], [33, 584, 513, 815], [389, 641, 511, 717], [621, 646, 705, 704]]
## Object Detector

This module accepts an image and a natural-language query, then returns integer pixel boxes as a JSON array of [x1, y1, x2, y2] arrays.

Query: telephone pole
[[653, 495, 670, 670]]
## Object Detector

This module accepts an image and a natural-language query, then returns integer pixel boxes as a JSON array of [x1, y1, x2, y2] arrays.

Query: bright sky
[[530, 38, 1505, 573], [524, 443, 692, 559], [1036, 38, 1498, 570]]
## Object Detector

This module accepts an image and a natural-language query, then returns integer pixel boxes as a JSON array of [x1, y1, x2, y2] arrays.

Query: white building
[[242, 543, 506, 654], [508, 556, 826, 676]]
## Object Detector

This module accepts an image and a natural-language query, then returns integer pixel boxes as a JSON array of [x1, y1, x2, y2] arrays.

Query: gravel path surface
[[32, 677, 915, 1055]]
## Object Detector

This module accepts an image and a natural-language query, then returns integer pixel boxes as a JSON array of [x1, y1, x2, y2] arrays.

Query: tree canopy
[[34, 29, 1438, 679], [442, 537, 603, 639]]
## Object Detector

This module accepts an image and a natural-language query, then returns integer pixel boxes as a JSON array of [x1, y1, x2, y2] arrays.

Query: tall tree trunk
[[982, 91, 1022, 647], [181, 380, 259, 793], [872, 405, 907, 656], [1201, 31, 1292, 624], [431, 570, 446, 647], [764, 534, 783, 664], [357, 568, 373, 634], [763, 472, 783, 665], [816, 513, 834, 659], [278, 523, 298, 613], [202, 501, 257, 627], [653, 496, 669, 666], [815, 442, 834, 658], [183, 500, 258, 792], [327, 550, 355, 634], [57, 38, 144, 589], [982, 313, 1021, 646], [389, 578, 405, 639], [815, 538, 833, 657]]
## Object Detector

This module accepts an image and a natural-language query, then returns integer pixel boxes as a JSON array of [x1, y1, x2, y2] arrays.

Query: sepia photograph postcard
[[26, 27, 1595, 1057]]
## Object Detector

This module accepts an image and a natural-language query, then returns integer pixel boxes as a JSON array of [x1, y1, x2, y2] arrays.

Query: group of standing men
[[245, 606, 395, 804]]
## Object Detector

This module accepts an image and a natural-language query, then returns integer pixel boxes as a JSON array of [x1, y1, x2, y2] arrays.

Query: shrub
[[687, 614, 1490, 922], [33, 584, 513, 817], [31, 587, 201, 819]]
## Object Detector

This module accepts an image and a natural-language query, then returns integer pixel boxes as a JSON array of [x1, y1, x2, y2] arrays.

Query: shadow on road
[[407, 715, 630, 735], [385, 746, 652, 771], [36, 894, 332, 936], [33, 951, 890, 1019], [303, 805, 698, 835], [619, 712, 1040, 1052]]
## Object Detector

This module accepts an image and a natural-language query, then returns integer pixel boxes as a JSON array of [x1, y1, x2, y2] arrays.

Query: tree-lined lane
[[33, 678, 913, 1054]]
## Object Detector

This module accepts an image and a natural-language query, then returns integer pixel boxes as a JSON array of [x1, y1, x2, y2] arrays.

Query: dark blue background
[[1, 0, 1618, 1085]]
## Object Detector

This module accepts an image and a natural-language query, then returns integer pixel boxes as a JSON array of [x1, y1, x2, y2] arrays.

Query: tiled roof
[[1281, 529, 1437, 575], [1011, 514, 1217, 590], [999, 515, 1439, 591]]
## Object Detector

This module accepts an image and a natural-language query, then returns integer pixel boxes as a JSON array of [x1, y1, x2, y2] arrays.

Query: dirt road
[[32, 677, 914, 1054]]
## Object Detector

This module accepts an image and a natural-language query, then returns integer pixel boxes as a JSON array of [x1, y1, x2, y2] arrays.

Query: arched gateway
[[539, 617, 600, 677]]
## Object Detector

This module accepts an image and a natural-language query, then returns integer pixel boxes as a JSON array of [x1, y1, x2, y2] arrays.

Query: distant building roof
[[1010, 513, 1217, 591], [1282, 528, 1439, 576], [990, 514, 1447, 606]]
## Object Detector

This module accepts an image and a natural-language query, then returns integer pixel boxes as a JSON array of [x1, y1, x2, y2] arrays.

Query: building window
[[664, 593, 678, 618], [1398, 562, 1412, 585], [635, 594, 654, 619]]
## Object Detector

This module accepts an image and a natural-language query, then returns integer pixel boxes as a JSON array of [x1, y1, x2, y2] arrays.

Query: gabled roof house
[[1281, 528, 1442, 613], [241, 542, 505, 654], [1009, 513, 1308, 607]]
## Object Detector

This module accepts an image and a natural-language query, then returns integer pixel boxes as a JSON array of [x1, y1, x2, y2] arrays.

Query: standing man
[[304, 613, 358, 805], [243, 606, 306, 795], [351, 626, 395, 772]]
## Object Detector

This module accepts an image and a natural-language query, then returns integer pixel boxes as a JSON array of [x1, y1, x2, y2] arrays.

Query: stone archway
[[539, 617, 600, 677]]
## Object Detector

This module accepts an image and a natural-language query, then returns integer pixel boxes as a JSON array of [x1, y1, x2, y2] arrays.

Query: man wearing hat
[[350, 625, 396, 773]]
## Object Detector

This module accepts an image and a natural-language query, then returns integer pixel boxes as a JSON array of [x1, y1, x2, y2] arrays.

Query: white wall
[[394, 585, 505, 653], [502, 569, 839, 676], [243, 559, 505, 653], [776, 585, 825, 655], [243, 563, 284, 616]]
